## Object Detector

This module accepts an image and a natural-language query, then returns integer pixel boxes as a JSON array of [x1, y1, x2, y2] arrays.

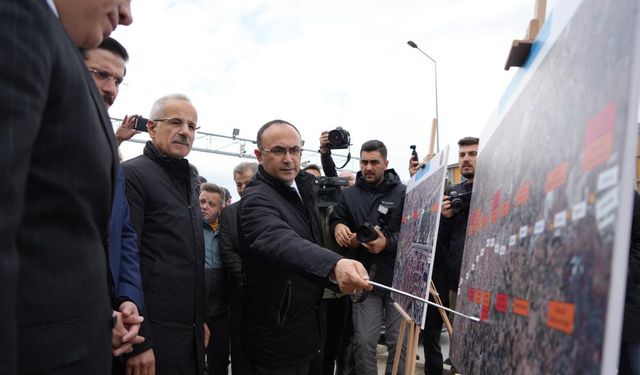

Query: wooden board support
[[430, 280, 453, 336], [504, 0, 547, 70], [429, 118, 438, 159], [391, 302, 419, 375]]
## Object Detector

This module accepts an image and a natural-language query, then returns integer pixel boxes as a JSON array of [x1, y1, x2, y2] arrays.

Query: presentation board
[[450, 0, 640, 373], [392, 146, 449, 328]]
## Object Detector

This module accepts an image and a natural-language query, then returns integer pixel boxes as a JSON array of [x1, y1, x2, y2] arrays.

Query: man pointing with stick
[[239, 120, 371, 374]]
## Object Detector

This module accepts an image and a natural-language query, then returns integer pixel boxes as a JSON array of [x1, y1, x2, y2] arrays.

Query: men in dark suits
[[238, 120, 372, 374], [123, 94, 207, 374], [0, 0, 132, 373], [82, 37, 152, 374]]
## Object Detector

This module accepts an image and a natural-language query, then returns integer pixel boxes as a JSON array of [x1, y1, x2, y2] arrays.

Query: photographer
[[440, 137, 478, 312], [409, 137, 477, 374], [330, 140, 406, 375]]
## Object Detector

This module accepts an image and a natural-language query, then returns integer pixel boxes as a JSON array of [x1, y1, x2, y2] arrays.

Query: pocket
[[277, 280, 292, 326], [18, 318, 88, 373]]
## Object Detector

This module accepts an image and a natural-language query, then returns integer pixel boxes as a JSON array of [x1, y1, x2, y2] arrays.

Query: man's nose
[[176, 123, 191, 136], [102, 81, 118, 100], [282, 152, 294, 163], [118, 2, 133, 26]]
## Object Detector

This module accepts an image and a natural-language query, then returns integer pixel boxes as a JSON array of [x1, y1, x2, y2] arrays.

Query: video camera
[[327, 127, 350, 149], [449, 190, 472, 214], [314, 176, 350, 208], [356, 202, 393, 243]]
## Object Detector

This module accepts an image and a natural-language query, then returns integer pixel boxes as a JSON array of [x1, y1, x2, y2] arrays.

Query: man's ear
[[254, 148, 263, 162], [147, 120, 157, 140], [384, 159, 389, 169]]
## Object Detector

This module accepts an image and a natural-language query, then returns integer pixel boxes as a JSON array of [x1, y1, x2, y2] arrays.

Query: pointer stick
[[367, 281, 480, 322]]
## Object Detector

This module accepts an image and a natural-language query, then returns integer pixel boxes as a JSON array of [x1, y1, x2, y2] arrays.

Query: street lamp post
[[407, 40, 439, 152]]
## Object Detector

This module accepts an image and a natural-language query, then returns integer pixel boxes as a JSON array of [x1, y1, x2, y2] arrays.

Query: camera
[[449, 190, 472, 213], [327, 127, 350, 149], [410, 145, 419, 162], [315, 176, 350, 188], [356, 203, 392, 243], [134, 116, 149, 132], [314, 176, 350, 208]]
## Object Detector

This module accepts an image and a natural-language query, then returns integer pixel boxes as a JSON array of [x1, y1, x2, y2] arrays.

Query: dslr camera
[[327, 127, 351, 149], [356, 202, 393, 243], [449, 190, 472, 213]]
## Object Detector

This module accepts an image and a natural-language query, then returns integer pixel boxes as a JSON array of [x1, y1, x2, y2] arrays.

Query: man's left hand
[[112, 310, 144, 357], [112, 302, 145, 357], [361, 226, 388, 254]]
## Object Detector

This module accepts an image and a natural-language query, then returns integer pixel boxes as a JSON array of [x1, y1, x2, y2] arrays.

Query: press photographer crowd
[[3, 2, 640, 375]]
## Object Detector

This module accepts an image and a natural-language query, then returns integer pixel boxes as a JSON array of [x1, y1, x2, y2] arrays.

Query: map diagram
[[392, 147, 449, 328], [450, 0, 640, 374]]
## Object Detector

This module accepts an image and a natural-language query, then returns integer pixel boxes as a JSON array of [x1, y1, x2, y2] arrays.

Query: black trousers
[[309, 296, 351, 375], [206, 312, 230, 375], [251, 361, 310, 375], [422, 269, 449, 375], [230, 286, 252, 375]]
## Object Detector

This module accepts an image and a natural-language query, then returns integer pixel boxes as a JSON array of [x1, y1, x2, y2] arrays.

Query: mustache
[[172, 135, 190, 145], [103, 94, 114, 106]]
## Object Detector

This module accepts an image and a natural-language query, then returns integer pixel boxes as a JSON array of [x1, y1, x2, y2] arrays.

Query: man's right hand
[[126, 348, 155, 375], [409, 157, 422, 177], [441, 195, 453, 218], [332, 259, 372, 294], [334, 223, 357, 248], [319, 131, 330, 154]]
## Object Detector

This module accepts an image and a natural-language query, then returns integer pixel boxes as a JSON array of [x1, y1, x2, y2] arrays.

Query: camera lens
[[327, 127, 350, 149]]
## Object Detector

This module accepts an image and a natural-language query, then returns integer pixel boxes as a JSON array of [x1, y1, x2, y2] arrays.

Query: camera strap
[[336, 151, 351, 169]]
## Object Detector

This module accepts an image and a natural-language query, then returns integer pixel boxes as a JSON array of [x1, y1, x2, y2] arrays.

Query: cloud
[[112, 0, 537, 188]]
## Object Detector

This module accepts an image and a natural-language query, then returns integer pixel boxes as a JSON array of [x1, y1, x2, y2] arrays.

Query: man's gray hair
[[149, 93, 191, 119], [233, 161, 258, 177]]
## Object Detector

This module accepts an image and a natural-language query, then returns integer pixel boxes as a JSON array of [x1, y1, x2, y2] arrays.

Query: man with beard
[[0, 0, 132, 373], [411, 136, 478, 374], [123, 94, 207, 374], [81, 37, 152, 374], [440, 137, 478, 313], [331, 139, 407, 375]]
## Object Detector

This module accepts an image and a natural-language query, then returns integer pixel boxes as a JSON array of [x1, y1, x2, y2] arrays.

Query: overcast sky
[[111, 0, 549, 199]]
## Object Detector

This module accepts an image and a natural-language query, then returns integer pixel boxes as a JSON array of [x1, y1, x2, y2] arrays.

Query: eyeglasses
[[260, 146, 303, 157], [87, 68, 124, 87], [153, 117, 200, 132]]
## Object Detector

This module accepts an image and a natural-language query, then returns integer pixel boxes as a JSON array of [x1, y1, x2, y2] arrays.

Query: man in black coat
[[0, 1, 132, 373], [409, 136, 478, 374], [82, 37, 148, 372], [330, 140, 407, 375], [239, 120, 372, 374], [123, 94, 206, 374]]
